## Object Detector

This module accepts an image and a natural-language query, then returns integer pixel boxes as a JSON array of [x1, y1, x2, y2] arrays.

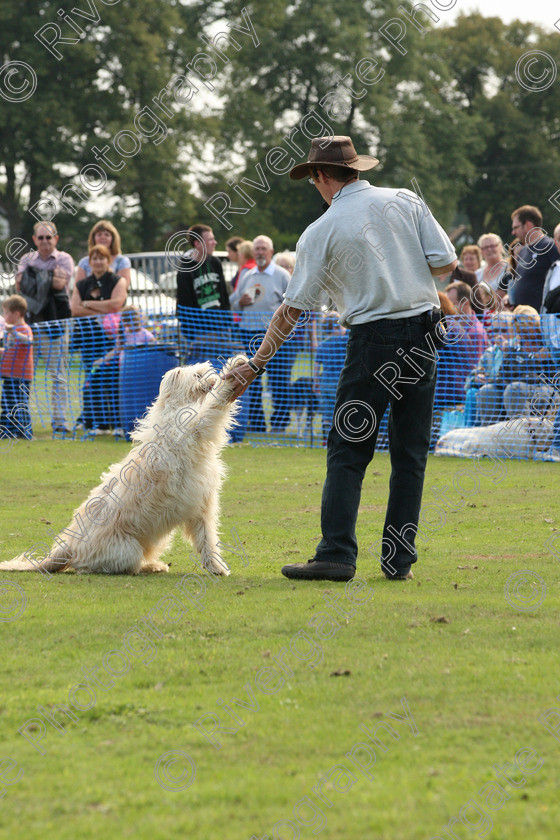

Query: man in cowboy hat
[[226, 135, 458, 582]]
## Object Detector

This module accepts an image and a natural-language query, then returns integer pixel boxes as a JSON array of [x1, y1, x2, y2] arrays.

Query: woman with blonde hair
[[232, 240, 256, 292], [275, 252, 296, 274], [476, 233, 511, 299], [74, 220, 131, 288], [70, 243, 128, 433]]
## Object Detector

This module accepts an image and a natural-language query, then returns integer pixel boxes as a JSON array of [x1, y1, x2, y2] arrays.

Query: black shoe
[[281, 559, 355, 581]]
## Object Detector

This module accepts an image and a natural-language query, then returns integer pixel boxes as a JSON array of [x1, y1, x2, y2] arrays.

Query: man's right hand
[[52, 268, 68, 290], [239, 293, 253, 307], [223, 363, 258, 402]]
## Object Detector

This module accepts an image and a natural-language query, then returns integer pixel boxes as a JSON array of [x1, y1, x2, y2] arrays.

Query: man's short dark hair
[[188, 224, 212, 246], [511, 205, 543, 227], [310, 165, 359, 183], [225, 236, 243, 251]]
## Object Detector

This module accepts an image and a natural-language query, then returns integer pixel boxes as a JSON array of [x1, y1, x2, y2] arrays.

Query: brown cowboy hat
[[289, 135, 379, 180]]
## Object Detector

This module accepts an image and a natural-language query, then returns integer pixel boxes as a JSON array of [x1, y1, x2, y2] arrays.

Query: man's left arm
[[417, 205, 458, 277], [548, 242, 560, 266], [430, 260, 458, 277], [225, 303, 302, 399]]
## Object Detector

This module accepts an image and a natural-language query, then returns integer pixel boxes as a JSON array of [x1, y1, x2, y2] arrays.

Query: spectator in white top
[[230, 235, 292, 432], [275, 252, 296, 274], [476, 233, 512, 301]]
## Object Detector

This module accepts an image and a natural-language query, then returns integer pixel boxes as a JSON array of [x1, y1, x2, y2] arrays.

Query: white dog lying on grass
[[435, 416, 553, 459], [1, 356, 246, 575]]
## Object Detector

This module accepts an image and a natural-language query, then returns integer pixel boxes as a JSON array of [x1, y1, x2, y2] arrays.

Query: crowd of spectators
[[433, 206, 560, 460], [2, 219, 133, 437], [1, 202, 560, 457]]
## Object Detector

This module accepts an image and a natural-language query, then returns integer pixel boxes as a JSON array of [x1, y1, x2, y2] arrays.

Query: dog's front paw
[[221, 354, 248, 376], [231, 354, 249, 369], [204, 554, 231, 576]]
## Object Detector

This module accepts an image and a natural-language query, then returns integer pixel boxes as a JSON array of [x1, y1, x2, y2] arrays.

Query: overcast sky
[[443, 0, 558, 31]]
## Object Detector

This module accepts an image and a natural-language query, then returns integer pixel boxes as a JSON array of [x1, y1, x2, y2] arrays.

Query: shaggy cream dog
[[1, 356, 246, 575], [435, 416, 553, 459]]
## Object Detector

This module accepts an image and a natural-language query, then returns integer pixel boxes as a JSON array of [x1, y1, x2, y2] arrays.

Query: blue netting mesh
[[1, 308, 559, 459]]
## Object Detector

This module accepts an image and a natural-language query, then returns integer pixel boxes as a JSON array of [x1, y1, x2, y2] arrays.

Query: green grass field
[[1, 439, 559, 840]]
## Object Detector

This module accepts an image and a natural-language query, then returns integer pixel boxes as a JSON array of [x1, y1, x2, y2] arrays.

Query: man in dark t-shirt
[[509, 205, 560, 309], [176, 224, 231, 361], [176, 225, 230, 313]]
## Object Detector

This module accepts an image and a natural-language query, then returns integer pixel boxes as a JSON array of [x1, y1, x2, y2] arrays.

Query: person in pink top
[[97, 306, 155, 367], [15, 220, 74, 434], [95, 307, 155, 436], [445, 281, 489, 362], [431, 280, 489, 408]]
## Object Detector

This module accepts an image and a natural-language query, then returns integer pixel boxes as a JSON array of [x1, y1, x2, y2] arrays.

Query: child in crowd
[[314, 312, 348, 444], [97, 306, 155, 368], [94, 307, 155, 436], [0, 295, 34, 439]]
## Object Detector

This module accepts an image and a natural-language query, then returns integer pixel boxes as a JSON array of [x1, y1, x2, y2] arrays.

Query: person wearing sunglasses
[[15, 220, 75, 434]]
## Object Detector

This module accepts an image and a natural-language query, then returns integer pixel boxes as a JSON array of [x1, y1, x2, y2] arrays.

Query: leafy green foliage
[[1, 4, 559, 250]]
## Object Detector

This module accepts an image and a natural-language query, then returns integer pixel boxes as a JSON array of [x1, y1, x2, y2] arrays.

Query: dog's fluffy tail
[[0, 545, 69, 573]]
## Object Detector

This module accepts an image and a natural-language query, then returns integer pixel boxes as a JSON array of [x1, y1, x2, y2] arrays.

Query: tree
[[202, 6, 560, 245], [436, 14, 560, 240], [0, 0, 102, 238], [203, 0, 483, 242], [0, 0, 208, 251]]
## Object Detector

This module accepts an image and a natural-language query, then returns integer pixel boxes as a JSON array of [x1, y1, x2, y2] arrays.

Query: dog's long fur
[[1, 356, 247, 575], [435, 416, 553, 459]]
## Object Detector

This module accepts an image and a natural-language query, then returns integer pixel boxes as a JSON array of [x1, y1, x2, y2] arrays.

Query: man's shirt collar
[[256, 261, 276, 276], [32, 248, 61, 261], [332, 180, 371, 202]]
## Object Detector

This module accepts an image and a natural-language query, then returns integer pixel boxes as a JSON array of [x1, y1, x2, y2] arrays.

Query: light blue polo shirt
[[284, 181, 456, 327]]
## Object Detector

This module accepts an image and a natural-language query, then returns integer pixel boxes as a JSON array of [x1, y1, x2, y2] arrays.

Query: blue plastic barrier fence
[[1, 307, 559, 460]]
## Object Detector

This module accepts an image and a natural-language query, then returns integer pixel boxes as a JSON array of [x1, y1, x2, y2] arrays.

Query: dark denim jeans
[[314, 313, 437, 575], [0, 378, 32, 439]]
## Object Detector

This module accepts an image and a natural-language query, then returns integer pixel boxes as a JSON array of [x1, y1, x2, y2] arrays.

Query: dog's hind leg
[[139, 536, 171, 574], [74, 536, 145, 575], [139, 559, 170, 574]]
